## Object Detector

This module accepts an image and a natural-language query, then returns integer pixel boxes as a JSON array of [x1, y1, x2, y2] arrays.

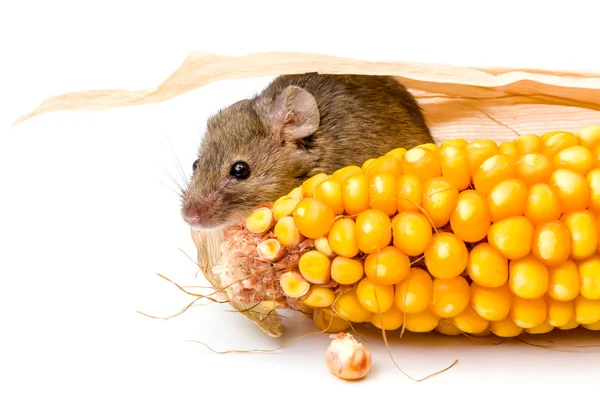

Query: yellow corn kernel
[[546, 297, 575, 327], [516, 153, 552, 186], [550, 169, 589, 213], [488, 216, 534, 260], [304, 286, 336, 308], [364, 246, 410, 285], [362, 158, 376, 171], [514, 134, 543, 155], [313, 309, 351, 333], [355, 209, 392, 254], [450, 189, 491, 243], [436, 318, 463, 336], [302, 173, 329, 198], [583, 320, 600, 331], [421, 177, 459, 228], [511, 296, 547, 329], [256, 238, 285, 262], [586, 169, 600, 214], [402, 147, 442, 183], [509, 255, 549, 299], [396, 174, 422, 213], [272, 197, 300, 220], [499, 141, 518, 159], [403, 308, 440, 333], [453, 306, 490, 334], [333, 289, 371, 323], [574, 295, 600, 325], [394, 268, 434, 313], [391, 211, 432, 257], [439, 146, 471, 191], [576, 125, 600, 149], [424, 232, 468, 279], [547, 259, 580, 301], [467, 242, 508, 288], [386, 147, 407, 162], [246, 207, 275, 234], [368, 172, 398, 216], [328, 218, 359, 258], [526, 321, 554, 334], [293, 198, 336, 240], [541, 130, 566, 143], [365, 155, 403, 179], [473, 154, 518, 197], [490, 317, 523, 337], [471, 282, 512, 321], [487, 178, 528, 223], [542, 131, 579, 159], [524, 183, 562, 226], [330, 256, 364, 285], [557, 318, 580, 330], [299, 250, 331, 284], [577, 254, 600, 300], [356, 277, 395, 313], [342, 172, 370, 215], [314, 237, 334, 258], [532, 221, 571, 266], [331, 165, 362, 184], [561, 210, 599, 260], [416, 142, 440, 155], [464, 140, 499, 177], [274, 216, 303, 247], [280, 271, 311, 298], [314, 178, 344, 215], [288, 186, 303, 200], [440, 138, 468, 150], [553, 145, 594, 176], [370, 307, 404, 331], [430, 276, 470, 318]]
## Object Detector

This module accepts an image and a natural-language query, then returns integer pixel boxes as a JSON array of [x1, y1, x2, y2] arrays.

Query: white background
[[2, 1, 600, 398]]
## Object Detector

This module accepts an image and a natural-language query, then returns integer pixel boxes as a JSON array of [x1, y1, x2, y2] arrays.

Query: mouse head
[[181, 85, 321, 231]]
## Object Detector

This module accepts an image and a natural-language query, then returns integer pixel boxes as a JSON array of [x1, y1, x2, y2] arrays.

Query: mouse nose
[[182, 202, 214, 227]]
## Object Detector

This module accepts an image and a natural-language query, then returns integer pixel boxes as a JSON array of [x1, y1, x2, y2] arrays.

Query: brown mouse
[[181, 73, 433, 231]]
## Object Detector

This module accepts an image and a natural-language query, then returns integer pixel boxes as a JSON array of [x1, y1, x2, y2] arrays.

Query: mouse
[[181, 73, 433, 231]]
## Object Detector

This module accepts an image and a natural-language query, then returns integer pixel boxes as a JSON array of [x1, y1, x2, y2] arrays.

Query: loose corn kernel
[[356, 277, 395, 313], [416, 143, 440, 155], [429, 276, 470, 318], [439, 146, 471, 191], [514, 134, 543, 155], [272, 197, 300, 220], [453, 306, 490, 334], [516, 153, 552, 186], [524, 183, 562, 226], [424, 232, 469, 279], [288, 186, 303, 200], [299, 250, 331, 284], [331, 165, 363, 184], [541, 130, 566, 143], [561, 210, 599, 260], [365, 155, 403, 179], [473, 154, 517, 197], [274, 216, 303, 247], [394, 268, 434, 313], [440, 138, 468, 150], [280, 271, 311, 298], [313, 309, 351, 333], [436, 318, 463, 336], [330, 256, 364, 285], [574, 295, 600, 325], [526, 321, 554, 334], [362, 158, 375, 171], [547, 260, 580, 301], [586, 169, 600, 214], [421, 177, 459, 228], [364, 246, 410, 285], [314, 237, 334, 257], [471, 282, 512, 321], [542, 131, 579, 159], [355, 209, 392, 254], [509, 255, 549, 299], [386, 147, 407, 162], [396, 174, 422, 213], [402, 147, 441, 183], [342, 172, 370, 215], [546, 297, 575, 327], [304, 286, 336, 308], [328, 218, 359, 258], [553, 145, 594, 176], [532, 220, 571, 266], [246, 207, 275, 234], [487, 178, 528, 223], [499, 141, 518, 159], [370, 307, 404, 330], [577, 254, 600, 300], [557, 318, 580, 330], [368, 172, 398, 216], [467, 242, 508, 288], [302, 173, 329, 198], [488, 216, 534, 260], [576, 125, 600, 149], [549, 169, 589, 213], [464, 139, 499, 176], [391, 211, 433, 257], [511, 296, 547, 329], [450, 189, 491, 243], [490, 317, 523, 337], [293, 198, 336, 240], [333, 289, 371, 323], [256, 238, 285, 262], [583, 320, 600, 331], [314, 178, 344, 215], [403, 308, 440, 333]]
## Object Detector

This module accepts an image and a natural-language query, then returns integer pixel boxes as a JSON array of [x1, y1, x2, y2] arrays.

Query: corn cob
[[209, 126, 600, 338]]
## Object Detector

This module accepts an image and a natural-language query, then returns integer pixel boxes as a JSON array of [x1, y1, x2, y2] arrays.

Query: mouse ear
[[268, 85, 320, 141]]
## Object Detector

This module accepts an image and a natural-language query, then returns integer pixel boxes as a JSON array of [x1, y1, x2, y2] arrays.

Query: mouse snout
[[182, 193, 225, 230]]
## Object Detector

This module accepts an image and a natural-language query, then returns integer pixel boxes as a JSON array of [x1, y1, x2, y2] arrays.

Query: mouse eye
[[192, 159, 199, 172], [230, 161, 251, 180]]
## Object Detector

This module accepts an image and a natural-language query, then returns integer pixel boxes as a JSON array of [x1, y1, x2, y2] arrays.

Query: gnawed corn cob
[[210, 126, 600, 338]]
